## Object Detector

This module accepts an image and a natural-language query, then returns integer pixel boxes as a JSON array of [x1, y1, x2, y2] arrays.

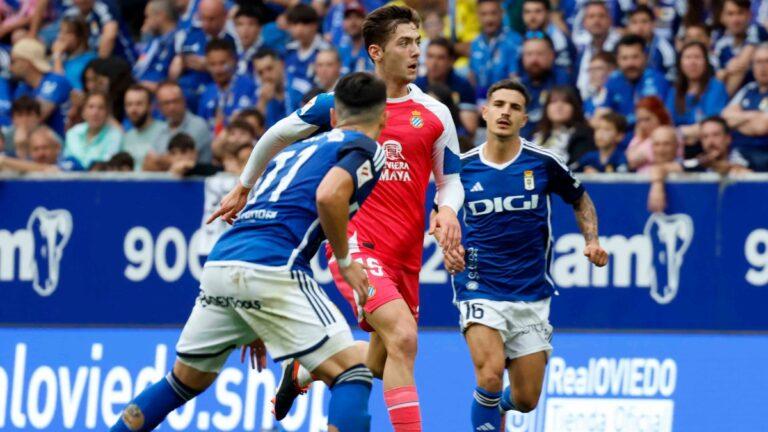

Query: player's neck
[[484, 135, 521, 164], [337, 124, 380, 142]]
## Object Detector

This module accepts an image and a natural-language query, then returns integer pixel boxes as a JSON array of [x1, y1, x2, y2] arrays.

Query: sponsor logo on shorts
[[198, 292, 261, 310]]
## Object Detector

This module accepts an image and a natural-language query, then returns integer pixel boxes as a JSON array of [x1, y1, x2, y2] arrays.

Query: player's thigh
[[176, 267, 258, 374], [465, 324, 507, 376], [366, 332, 387, 379], [364, 298, 418, 357], [238, 268, 355, 373], [310, 344, 368, 385]]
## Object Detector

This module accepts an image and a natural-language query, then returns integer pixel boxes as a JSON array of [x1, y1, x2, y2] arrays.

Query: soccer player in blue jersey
[[438, 79, 608, 432], [109, 72, 388, 432]]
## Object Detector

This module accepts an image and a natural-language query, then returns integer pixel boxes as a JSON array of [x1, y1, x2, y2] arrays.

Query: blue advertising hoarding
[[1, 178, 768, 330], [0, 328, 765, 431]]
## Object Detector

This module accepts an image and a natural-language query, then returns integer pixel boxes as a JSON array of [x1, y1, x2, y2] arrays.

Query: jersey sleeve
[[547, 155, 585, 204], [335, 137, 385, 206], [296, 92, 334, 128], [430, 103, 465, 213]]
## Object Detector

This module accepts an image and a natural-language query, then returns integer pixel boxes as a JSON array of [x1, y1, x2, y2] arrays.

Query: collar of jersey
[[387, 84, 415, 103], [478, 141, 523, 170]]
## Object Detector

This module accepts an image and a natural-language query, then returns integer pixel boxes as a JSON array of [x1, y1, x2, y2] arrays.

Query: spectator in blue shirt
[[575, 111, 629, 172], [415, 38, 479, 137], [574, 0, 622, 99], [10, 38, 72, 138], [51, 16, 97, 92], [170, 0, 233, 112], [516, 32, 572, 139], [599, 34, 669, 128], [338, 2, 374, 74], [233, 6, 263, 76], [253, 48, 303, 128], [521, 0, 577, 77], [132, 0, 179, 91], [715, 0, 768, 94], [175, 0, 201, 31], [0, 76, 11, 129], [583, 51, 617, 118], [470, 0, 522, 104], [284, 4, 330, 97], [312, 49, 342, 93], [627, 5, 677, 82], [666, 42, 729, 148], [722, 43, 768, 171], [64, 0, 136, 63], [197, 38, 257, 134]]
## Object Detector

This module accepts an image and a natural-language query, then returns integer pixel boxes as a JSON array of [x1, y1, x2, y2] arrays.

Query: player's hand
[[431, 207, 461, 251], [240, 339, 267, 372], [339, 261, 370, 307], [208, 182, 251, 225], [583, 242, 608, 267], [443, 244, 466, 274]]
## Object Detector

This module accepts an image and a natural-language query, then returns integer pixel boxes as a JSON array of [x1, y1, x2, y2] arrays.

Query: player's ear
[[368, 44, 383, 63], [330, 108, 337, 128], [481, 105, 488, 124]]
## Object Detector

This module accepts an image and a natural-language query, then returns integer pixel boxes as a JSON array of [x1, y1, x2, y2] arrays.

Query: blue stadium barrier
[[2, 175, 768, 330]]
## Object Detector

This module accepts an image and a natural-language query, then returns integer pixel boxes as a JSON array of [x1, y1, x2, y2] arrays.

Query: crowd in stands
[[1, 0, 768, 212]]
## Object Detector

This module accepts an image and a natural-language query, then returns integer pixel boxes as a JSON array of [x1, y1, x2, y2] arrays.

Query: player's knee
[[385, 326, 418, 361], [476, 369, 503, 393], [512, 389, 540, 413]]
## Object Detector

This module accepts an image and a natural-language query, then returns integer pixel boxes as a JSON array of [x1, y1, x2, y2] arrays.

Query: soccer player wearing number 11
[[440, 79, 609, 432]]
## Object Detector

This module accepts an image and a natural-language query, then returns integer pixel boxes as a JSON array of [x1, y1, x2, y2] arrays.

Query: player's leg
[[465, 323, 507, 432], [111, 267, 254, 431], [364, 298, 421, 432], [365, 332, 387, 379], [501, 351, 548, 413]]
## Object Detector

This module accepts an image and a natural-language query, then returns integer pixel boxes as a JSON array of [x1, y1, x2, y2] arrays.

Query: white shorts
[[176, 265, 353, 373], [457, 298, 553, 360]]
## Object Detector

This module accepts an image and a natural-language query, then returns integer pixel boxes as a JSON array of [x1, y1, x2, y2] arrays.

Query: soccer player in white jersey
[[438, 79, 608, 431], [110, 72, 388, 432]]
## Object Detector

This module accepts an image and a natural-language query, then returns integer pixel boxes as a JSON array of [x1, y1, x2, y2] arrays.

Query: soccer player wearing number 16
[[440, 79, 608, 432], [110, 72, 388, 432]]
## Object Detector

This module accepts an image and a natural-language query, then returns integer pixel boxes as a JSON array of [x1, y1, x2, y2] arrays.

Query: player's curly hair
[[363, 6, 420, 56]]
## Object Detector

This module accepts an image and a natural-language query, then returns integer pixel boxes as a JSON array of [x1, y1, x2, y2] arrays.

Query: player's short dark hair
[[286, 4, 319, 24], [125, 84, 153, 102], [168, 132, 196, 153], [628, 4, 655, 21], [487, 79, 531, 107], [522, 0, 551, 11], [226, 119, 256, 138], [254, 47, 281, 61], [428, 37, 456, 58], [234, 5, 261, 24], [205, 37, 237, 57], [334, 72, 387, 123], [599, 111, 629, 134], [11, 95, 41, 116], [724, 0, 751, 10], [363, 6, 420, 55], [107, 151, 135, 170], [615, 34, 647, 53], [701, 115, 731, 134]]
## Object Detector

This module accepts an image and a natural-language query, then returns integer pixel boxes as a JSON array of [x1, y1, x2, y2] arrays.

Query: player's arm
[[571, 192, 608, 266], [430, 107, 465, 251]]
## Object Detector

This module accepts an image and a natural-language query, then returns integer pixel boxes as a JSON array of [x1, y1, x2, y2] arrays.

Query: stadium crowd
[[1, 0, 767, 211]]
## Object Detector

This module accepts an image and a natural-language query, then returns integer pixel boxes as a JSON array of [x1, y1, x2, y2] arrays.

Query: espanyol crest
[[410, 110, 424, 128]]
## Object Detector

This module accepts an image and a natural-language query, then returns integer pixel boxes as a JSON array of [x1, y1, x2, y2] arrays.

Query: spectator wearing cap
[[338, 1, 374, 74], [313, 49, 342, 93], [469, 0, 522, 104], [415, 38, 479, 138], [626, 96, 673, 173], [233, 7, 263, 76], [123, 84, 167, 170], [153, 81, 212, 164], [626, 5, 677, 82], [11, 38, 73, 138], [574, 0, 622, 99], [0, 125, 84, 173], [170, 0, 235, 112], [516, 32, 571, 139], [284, 4, 330, 96], [4, 96, 42, 158], [666, 42, 729, 148], [521, 0, 577, 76], [597, 35, 669, 132], [722, 43, 768, 171], [583, 51, 616, 118], [64, 91, 123, 168], [64, 0, 137, 63], [253, 48, 303, 128], [197, 38, 257, 135], [715, 0, 768, 95], [133, 0, 179, 92], [51, 16, 98, 92]]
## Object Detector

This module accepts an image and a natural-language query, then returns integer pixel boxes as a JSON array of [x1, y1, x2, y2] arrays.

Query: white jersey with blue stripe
[[207, 129, 385, 274], [452, 140, 585, 303]]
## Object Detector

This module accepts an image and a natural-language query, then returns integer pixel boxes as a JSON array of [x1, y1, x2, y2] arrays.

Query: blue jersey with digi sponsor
[[599, 69, 670, 126], [14, 73, 72, 137], [453, 141, 585, 302], [207, 129, 385, 274]]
